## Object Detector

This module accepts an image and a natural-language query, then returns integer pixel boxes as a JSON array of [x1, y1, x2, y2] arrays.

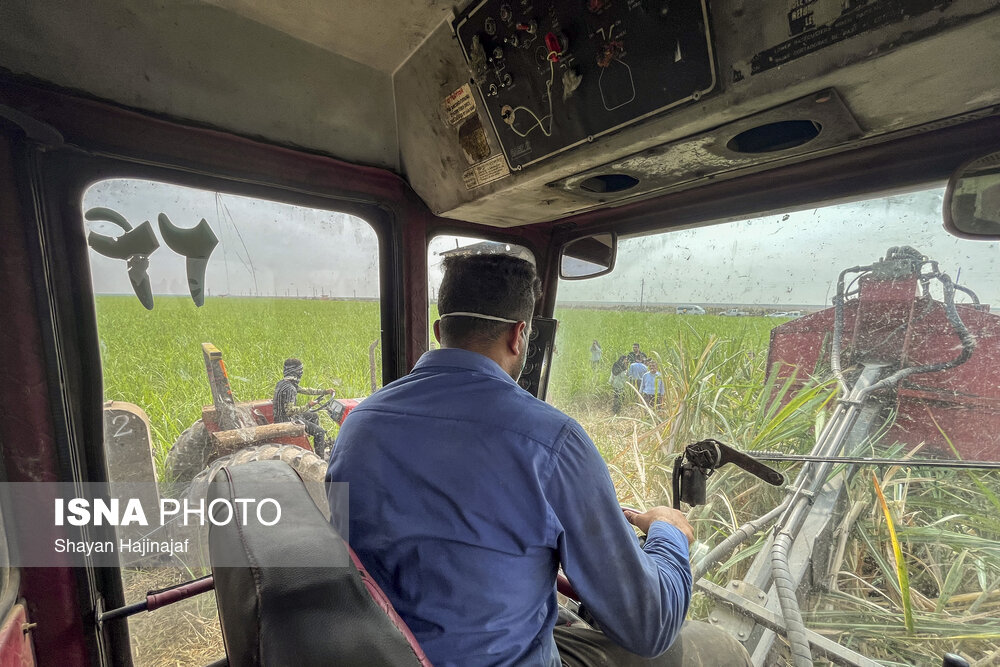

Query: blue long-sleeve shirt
[[640, 371, 665, 396], [327, 348, 691, 666]]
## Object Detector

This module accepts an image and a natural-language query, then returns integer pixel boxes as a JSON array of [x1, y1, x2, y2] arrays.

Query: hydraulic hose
[[830, 264, 873, 396], [764, 367, 878, 666], [693, 499, 789, 580], [860, 272, 976, 397], [771, 529, 813, 667]]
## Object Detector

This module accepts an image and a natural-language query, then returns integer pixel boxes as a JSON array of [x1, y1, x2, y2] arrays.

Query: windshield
[[551, 184, 1000, 665]]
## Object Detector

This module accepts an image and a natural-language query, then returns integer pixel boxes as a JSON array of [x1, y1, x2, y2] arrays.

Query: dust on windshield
[[551, 185, 1000, 665]]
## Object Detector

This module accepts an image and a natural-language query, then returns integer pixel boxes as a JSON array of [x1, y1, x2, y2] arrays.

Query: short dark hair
[[438, 253, 542, 345]]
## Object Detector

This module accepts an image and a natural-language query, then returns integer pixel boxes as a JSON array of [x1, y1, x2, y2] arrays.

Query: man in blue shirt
[[640, 360, 666, 408], [328, 254, 749, 666], [628, 359, 648, 392]]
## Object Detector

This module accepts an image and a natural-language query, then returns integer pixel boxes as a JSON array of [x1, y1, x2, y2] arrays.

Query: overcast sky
[[84, 180, 1000, 308], [558, 188, 1000, 307], [84, 179, 380, 299]]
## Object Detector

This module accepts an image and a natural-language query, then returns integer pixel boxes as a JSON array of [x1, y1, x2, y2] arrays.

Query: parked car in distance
[[767, 311, 803, 318], [767, 311, 788, 317], [720, 308, 749, 316], [676, 305, 706, 315]]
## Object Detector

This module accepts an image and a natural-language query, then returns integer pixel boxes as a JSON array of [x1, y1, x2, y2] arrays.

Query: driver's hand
[[325, 388, 335, 395], [624, 506, 694, 546], [308, 400, 318, 407]]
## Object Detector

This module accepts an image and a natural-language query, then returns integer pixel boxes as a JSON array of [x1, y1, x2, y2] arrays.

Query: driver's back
[[327, 347, 692, 666]]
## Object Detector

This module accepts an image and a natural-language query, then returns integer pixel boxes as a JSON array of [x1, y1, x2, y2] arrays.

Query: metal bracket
[[708, 580, 765, 642], [696, 578, 881, 667]]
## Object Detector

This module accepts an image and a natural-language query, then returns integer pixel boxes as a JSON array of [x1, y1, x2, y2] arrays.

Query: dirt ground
[[122, 568, 224, 666]]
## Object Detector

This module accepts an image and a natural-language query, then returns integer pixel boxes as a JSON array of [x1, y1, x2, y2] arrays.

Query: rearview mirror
[[944, 151, 1000, 239], [560, 233, 616, 280]]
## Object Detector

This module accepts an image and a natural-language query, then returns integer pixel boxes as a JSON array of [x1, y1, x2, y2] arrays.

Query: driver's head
[[283, 358, 304, 381], [435, 253, 542, 378]]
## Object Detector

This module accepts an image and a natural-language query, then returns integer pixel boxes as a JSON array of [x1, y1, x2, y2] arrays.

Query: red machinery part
[[0, 604, 36, 667], [146, 576, 216, 612], [766, 269, 1000, 460], [545, 32, 562, 61]]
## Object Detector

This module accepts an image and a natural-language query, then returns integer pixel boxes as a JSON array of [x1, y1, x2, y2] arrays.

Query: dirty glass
[[83, 178, 381, 666], [551, 185, 1000, 665]]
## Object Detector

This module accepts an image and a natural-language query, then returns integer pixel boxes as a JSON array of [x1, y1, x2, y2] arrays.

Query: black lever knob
[[943, 653, 971, 667]]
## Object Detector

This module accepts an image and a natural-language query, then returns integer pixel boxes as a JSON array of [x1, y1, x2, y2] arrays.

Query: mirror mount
[[559, 232, 617, 280], [944, 151, 1000, 240]]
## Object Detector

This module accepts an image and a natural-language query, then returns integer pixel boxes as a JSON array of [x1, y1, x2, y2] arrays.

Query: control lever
[[672, 439, 785, 509]]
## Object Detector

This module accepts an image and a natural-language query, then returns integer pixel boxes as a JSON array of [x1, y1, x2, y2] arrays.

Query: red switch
[[545, 32, 563, 61]]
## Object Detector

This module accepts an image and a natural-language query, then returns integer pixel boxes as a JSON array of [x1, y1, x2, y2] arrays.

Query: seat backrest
[[208, 460, 431, 666]]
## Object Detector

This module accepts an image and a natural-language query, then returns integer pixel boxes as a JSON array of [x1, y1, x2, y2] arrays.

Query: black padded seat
[[208, 460, 431, 666]]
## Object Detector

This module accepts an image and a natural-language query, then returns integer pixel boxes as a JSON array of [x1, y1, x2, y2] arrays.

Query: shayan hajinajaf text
[[54, 537, 191, 557]]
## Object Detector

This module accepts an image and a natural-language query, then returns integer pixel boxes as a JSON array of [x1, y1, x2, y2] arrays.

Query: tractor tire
[[164, 420, 212, 486], [171, 443, 328, 568]]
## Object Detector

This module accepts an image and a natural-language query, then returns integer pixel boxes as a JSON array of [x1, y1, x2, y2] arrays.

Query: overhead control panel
[[454, 0, 716, 170]]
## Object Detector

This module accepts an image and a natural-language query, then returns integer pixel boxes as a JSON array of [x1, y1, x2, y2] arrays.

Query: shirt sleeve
[[296, 385, 327, 396], [545, 422, 692, 658]]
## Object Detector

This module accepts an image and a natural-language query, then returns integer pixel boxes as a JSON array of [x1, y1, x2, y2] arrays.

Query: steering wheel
[[307, 391, 336, 412]]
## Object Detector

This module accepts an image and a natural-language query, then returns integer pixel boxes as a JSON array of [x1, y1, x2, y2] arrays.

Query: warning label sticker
[[443, 84, 478, 127], [737, 0, 950, 80], [462, 154, 511, 190]]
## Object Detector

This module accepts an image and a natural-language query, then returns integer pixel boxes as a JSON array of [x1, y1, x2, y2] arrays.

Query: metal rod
[[97, 599, 148, 623], [98, 574, 215, 623], [747, 454, 1000, 470]]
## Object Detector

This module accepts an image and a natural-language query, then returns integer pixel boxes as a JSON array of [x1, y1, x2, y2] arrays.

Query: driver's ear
[[433, 319, 442, 345], [509, 321, 527, 355]]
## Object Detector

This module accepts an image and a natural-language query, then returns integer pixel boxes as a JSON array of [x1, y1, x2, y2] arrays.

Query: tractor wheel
[[164, 420, 212, 486], [171, 443, 328, 567]]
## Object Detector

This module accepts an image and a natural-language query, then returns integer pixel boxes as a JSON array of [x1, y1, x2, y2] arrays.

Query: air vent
[[579, 174, 640, 193], [727, 120, 822, 154]]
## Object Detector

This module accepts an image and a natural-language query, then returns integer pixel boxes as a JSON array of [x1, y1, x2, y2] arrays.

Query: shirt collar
[[412, 348, 518, 387]]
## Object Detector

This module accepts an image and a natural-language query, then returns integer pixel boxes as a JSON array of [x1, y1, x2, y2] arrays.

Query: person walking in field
[[628, 357, 648, 392], [628, 342, 646, 364], [591, 339, 603, 369], [641, 359, 666, 408], [610, 354, 629, 413], [272, 357, 334, 457]]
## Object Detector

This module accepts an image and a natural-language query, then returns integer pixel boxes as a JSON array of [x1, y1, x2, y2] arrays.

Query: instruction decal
[[443, 84, 478, 127], [746, 0, 951, 77], [462, 154, 511, 190]]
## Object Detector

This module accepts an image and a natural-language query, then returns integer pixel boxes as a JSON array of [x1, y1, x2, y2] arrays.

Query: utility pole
[[640, 278, 645, 310]]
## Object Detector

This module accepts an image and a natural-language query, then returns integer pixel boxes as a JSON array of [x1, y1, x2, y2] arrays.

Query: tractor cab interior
[[1, 1, 1000, 666]]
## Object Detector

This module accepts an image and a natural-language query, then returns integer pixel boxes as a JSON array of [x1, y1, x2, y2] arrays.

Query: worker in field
[[628, 356, 649, 391], [610, 354, 629, 413], [591, 339, 603, 369], [641, 359, 666, 408], [328, 253, 750, 666], [272, 358, 334, 458]]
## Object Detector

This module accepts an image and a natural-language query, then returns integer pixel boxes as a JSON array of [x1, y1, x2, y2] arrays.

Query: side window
[[84, 178, 381, 665]]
